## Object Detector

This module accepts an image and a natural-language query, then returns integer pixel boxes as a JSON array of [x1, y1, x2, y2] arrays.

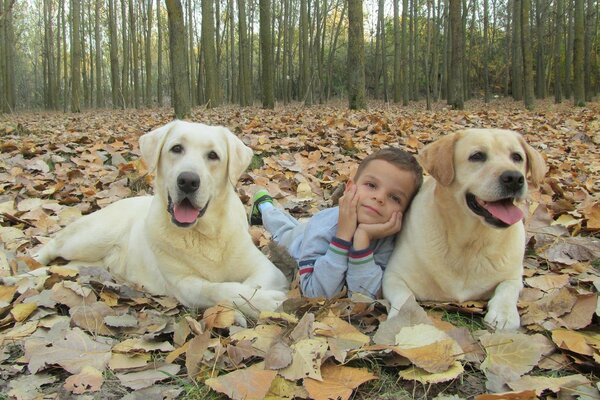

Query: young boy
[[250, 147, 423, 299]]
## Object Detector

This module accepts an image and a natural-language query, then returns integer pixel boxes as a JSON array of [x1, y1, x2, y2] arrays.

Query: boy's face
[[352, 160, 418, 225]]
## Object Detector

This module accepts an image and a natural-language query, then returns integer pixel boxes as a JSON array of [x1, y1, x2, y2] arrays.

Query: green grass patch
[[248, 154, 264, 170], [441, 310, 486, 331]]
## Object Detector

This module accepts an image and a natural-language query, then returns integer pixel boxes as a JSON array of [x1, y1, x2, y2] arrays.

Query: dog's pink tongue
[[174, 201, 200, 223], [484, 201, 524, 225]]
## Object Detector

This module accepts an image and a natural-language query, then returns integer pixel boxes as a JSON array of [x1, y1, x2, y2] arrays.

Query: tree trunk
[[401, 0, 409, 105], [300, 0, 310, 104], [187, 0, 197, 105], [71, 0, 81, 112], [534, 0, 545, 99], [511, 0, 523, 100], [554, 0, 563, 103], [144, 0, 153, 107], [483, 0, 489, 102], [108, 0, 121, 108], [165, 0, 191, 118], [157, 0, 163, 106], [521, 0, 535, 109], [237, 0, 252, 106], [203, 0, 219, 107], [259, 0, 274, 108], [448, 0, 463, 109], [347, 0, 365, 109], [564, 3, 573, 98], [393, 0, 401, 102], [583, 0, 594, 100], [95, 0, 104, 107], [129, 0, 140, 108], [121, 0, 130, 107], [573, 0, 585, 106]]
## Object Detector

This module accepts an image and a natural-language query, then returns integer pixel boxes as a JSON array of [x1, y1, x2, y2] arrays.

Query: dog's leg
[[382, 272, 417, 319], [483, 279, 522, 330]]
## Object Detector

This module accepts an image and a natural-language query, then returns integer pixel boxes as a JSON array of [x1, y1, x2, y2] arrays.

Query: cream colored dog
[[383, 129, 546, 330], [34, 120, 288, 316]]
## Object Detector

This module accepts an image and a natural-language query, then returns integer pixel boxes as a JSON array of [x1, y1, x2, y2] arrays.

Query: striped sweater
[[285, 207, 396, 299]]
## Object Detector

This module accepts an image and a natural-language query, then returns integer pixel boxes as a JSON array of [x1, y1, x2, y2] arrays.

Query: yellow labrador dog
[[34, 121, 288, 315], [383, 129, 546, 330]]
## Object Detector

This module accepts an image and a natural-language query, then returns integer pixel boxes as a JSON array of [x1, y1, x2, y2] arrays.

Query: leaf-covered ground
[[0, 99, 599, 400]]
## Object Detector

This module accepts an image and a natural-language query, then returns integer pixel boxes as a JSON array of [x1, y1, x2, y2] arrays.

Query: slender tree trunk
[[71, 0, 81, 112], [203, 0, 219, 107], [425, 0, 432, 109], [157, 0, 163, 106], [300, 0, 310, 103], [347, 0, 365, 109], [535, 0, 545, 98], [108, 0, 121, 107], [504, 0, 512, 96], [121, 0, 130, 106], [95, 0, 104, 107], [187, 0, 196, 105], [573, 0, 585, 105], [326, 0, 345, 100], [583, 0, 594, 100], [380, 0, 388, 101], [129, 0, 140, 107], [237, 0, 251, 106], [259, 0, 274, 108], [565, 3, 573, 98], [448, 0, 463, 109], [554, 0, 563, 103], [521, 0, 535, 109], [401, 0, 409, 105], [144, 0, 153, 107], [393, 0, 401, 102], [483, 0, 490, 102], [512, 0, 523, 100], [165, 0, 191, 118]]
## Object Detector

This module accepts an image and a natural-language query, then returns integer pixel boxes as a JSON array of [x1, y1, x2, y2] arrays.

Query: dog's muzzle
[[466, 171, 526, 228], [167, 172, 209, 227]]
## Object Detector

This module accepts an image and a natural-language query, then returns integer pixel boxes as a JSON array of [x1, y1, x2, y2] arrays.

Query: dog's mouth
[[466, 193, 523, 228], [167, 196, 209, 227]]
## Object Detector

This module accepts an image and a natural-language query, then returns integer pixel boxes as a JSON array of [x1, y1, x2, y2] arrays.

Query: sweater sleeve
[[297, 209, 350, 298], [346, 236, 396, 298]]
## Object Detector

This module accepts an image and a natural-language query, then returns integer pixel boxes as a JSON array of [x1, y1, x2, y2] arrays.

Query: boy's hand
[[336, 181, 358, 242], [354, 211, 403, 249]]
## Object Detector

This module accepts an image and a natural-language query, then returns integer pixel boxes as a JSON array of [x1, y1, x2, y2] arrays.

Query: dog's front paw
[[484, 302, 520, 331], [233, 289, 287, 315]]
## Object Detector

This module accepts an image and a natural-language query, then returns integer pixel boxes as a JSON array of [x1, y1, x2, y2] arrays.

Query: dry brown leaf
[[398, 361, 464, 383], [558, 293, 598, 329], [524, 273, 570, 291], [319, 312, 370, 362], [475, 390, 538, 400], [205, 369, 278, 400], [278, 338, 328, 381], [507, 373, 590, 394], [265, 376, 309, 399], [116, 363, 180, 390], [10, 302, 37, 322], [203, 303, 236, 330], [551, 329, 595, 356], [186, 331, 211, 378], [108, 352, 151, 371], [304, 363, 377, 400], [63, 365, 103, 394], [264, 338, 293, 370]]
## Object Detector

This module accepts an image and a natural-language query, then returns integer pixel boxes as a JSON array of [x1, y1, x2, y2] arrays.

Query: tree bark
[[554, 0, 563, 103], [108, 0, 121, 108], [165, 0, 191, 118], [448, 0, 463, 109], [401, 0, 409, 105], [237, 0, 252, 106], [203, 0, 219, 107], [259, 0, 274, 108], [157, 0, 163, 106], [70, 0, 81, 112], [511, 0, 523, 100], [573, 0, 585, 105], [393, 0, 401, 102], [95, 0, 104, 107], [347, 0, 365, 109], [144, 0, 153, 107], [521, 0, 535, 109]]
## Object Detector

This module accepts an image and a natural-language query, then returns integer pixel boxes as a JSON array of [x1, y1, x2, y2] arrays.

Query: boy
[[250, 148, 423, 299]]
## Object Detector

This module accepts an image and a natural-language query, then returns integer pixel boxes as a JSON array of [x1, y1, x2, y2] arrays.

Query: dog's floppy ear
[[418, 132, 461, 186], [519, 136, 547, 188], [139, 120, 178, 172], [223, 127, 253, 183]]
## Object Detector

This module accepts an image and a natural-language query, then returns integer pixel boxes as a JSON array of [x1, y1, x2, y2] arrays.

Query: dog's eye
[[469, 151, 486, 162], [511, 153, 523, 162], [170, 144, 183, 154], [207, 151, 220, 160]]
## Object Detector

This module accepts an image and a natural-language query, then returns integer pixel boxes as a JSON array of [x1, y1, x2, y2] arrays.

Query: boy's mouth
[[362, 205, 382, 216]]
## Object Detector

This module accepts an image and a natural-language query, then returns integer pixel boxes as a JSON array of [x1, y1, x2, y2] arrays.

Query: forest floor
[[0, 98, 599, 400]]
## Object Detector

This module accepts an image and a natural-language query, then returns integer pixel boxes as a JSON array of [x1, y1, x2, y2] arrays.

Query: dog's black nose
[[500, 171, 524, 192], [177, 172, 200, 193]]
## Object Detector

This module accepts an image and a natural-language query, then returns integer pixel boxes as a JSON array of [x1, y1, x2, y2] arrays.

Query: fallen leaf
[[507, 373, 590, 395], [63, 365, 104, 394], [304, 363, 377, 400], [279, 338, 328, 381], [10, 302, 37, 322], [398, 361, 464, 383], [206, 369, 278, 400], [116, 363, 180, 390], [203, 303, 236, 330]]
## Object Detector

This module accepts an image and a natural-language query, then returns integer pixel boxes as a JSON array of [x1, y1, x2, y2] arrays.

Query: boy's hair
[[355, 147, 424, 192]]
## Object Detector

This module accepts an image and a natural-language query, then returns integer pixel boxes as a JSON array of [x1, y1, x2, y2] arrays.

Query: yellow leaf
[[551, 329, 594, 356], [49, 266, 79, 278], [279, 338, 328, 381], [64, 365, 104, 394], [0, 285, 17, 305], [203, 304, 236, 329], [475, 390, 538, 400], [399, 361, 464, 383], [551, 213, 580, 228], [259, 311, 299, 324], [206, 369, 277, 400], [296, 182, 313, 199], [11, 302, 37, 322], [304, 364, 377, 400], [265, 376, 309, 400]]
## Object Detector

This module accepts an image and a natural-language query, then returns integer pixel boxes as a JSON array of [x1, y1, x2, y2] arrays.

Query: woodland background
[[0, 0, 598, 115]]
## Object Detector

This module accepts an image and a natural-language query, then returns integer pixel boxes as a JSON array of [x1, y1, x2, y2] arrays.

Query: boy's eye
[[390, 194, 401, 204], [366, 182, 376, 188]]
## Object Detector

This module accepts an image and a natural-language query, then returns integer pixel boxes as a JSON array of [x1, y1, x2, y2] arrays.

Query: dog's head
[[419, 129, 546, 228], [139, 120, 253, 227]]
